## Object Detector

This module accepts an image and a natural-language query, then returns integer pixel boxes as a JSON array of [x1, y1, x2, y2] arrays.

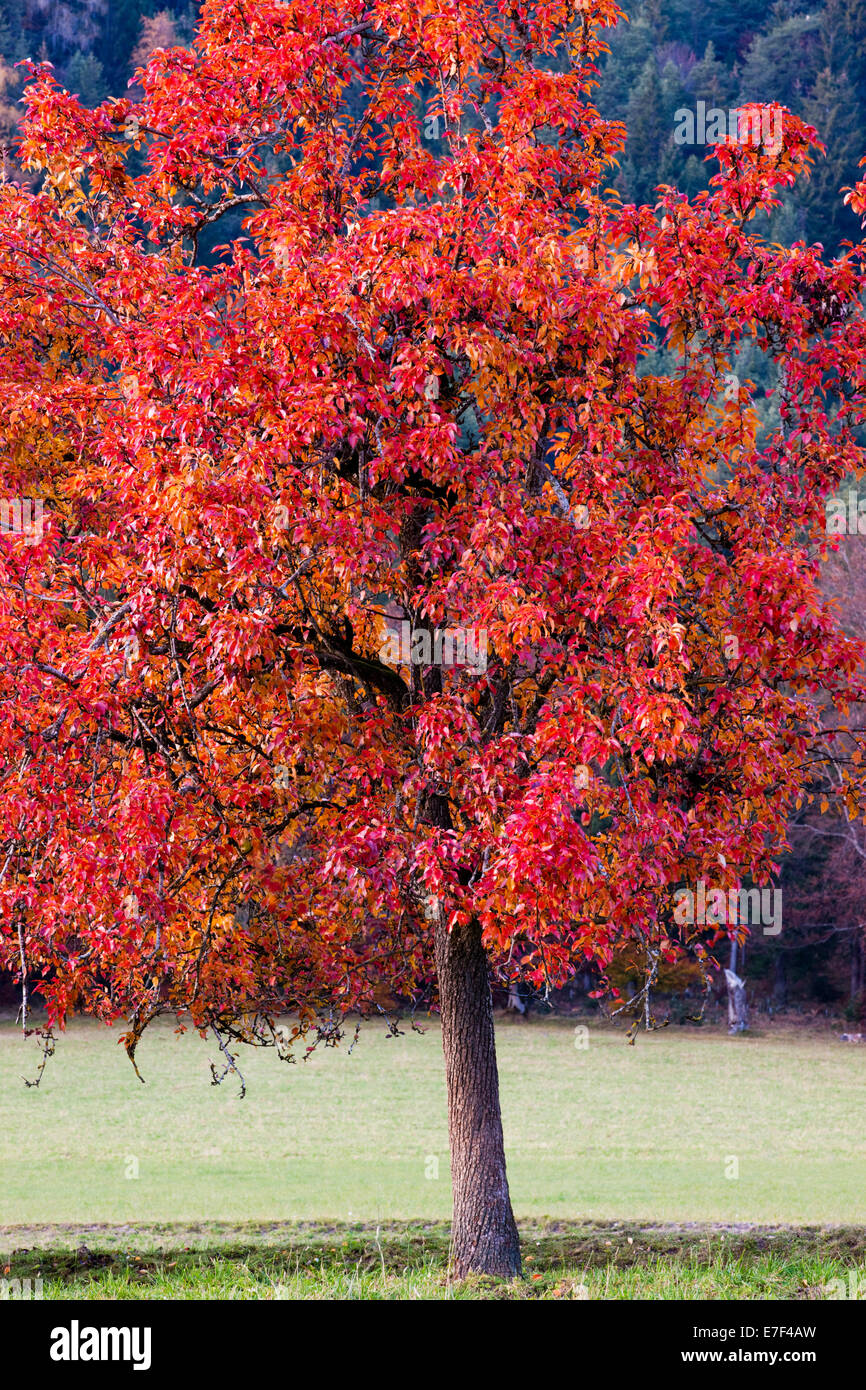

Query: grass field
[[4, 1221, 866, 1299], [2, 1013, 866, 1297]]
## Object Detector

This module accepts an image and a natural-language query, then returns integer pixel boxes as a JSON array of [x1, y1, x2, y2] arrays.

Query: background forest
[[1, 0, 865, 1022]]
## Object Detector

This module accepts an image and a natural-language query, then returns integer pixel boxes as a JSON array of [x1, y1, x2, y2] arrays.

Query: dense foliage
[[0, 0, 865, 1060]]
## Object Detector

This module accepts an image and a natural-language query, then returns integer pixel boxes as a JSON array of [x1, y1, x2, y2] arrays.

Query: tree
[[130, 9, 178, 70], [625, 55, 668, 204], [63, 49, 106, 107], [596, 9, 655, 119], [819, 0, 866, 108], [771, 527, 866, 1020], [801, 68, 863, 252], [737, 12, 823, 109], [22, 0, 107, 60], [687, 40, 736, 111], [1, 0, 866, 1279]]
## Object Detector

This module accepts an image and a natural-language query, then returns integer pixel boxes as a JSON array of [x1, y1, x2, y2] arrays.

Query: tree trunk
[[506, 980, 528, 1016], [772, 951, 787, 1010], [851, 927, 864, 1013], [434, 915, 522, 1279], [725, 967, 748, 1033]]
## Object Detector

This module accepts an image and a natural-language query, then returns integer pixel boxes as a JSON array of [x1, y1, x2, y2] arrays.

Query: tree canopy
[[0, 0, 865, 1079]]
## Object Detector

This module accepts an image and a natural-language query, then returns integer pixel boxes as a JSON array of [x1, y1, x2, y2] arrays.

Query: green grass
[[3, 1014, 866, 1298], [4, 1221, 866, 1299], [3, 1013, 866, 1229]]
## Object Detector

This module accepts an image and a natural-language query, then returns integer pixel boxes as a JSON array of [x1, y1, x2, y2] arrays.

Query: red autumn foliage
[[0, 0, 865, 1062]]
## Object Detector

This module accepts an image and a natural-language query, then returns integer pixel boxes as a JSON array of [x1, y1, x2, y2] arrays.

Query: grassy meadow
[[2, 1013, 866, 1297]]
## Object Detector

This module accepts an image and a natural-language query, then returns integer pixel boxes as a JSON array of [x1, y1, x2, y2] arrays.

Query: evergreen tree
[[819, 0, 866, 104], [738, 14, 823, 107], [596, 11, 655, 119], [687, 41, 737, 109], [0, 1, 23, 62], [626, 54, 669, 204], [801, 67, 864, 247], [64, 48, 106, 106], [677, 0, 768, 65], [96, 0, 161, 91]]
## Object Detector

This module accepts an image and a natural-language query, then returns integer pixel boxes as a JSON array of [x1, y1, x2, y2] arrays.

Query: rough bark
[[434, 914, 522, 1279]]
